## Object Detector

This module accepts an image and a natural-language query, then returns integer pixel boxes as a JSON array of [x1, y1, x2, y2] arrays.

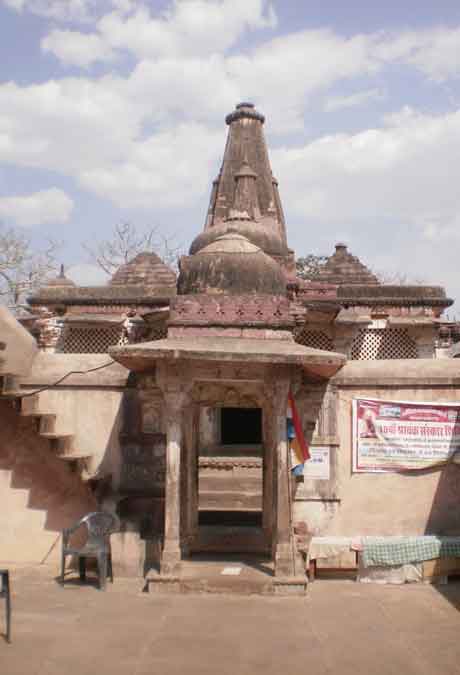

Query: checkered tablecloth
[[362, 536, 460, 567]]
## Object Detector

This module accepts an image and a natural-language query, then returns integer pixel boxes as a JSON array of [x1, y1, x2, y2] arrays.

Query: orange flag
[[288, 391, 310, 463]]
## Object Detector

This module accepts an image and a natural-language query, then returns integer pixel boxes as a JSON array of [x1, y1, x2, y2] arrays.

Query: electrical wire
[[19, 360, 116, 397]]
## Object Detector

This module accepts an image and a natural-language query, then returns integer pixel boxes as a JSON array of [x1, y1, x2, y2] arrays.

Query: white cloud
[[80, 123, 222, 208], [2, 0, 100, 21], [0, 188, 74, 226], [41, 29, 117, 68], [375, 27, 460, 81], [97, 0, 276, 60], [2, 7, 460, 233], [39, 0, 276, 66], [2, 0, 136, 22], [2, 0, 25, 9], [0, 70, 224, 208], [37, 22, 460, 133], [273, 106, 460, 234], [0, 77, 144, 173], [268, 105, 460, 302], [324, 88, 385, 112]]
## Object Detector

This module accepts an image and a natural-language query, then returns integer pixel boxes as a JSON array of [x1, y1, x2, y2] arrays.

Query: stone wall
[[21, 353, 130, 480], [0, 306, 38, 376], [294, 360, 460, 538], [0, 400, 96, 563]]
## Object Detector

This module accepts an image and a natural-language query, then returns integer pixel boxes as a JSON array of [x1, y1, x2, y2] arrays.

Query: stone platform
[[145, 555, 307, 596]]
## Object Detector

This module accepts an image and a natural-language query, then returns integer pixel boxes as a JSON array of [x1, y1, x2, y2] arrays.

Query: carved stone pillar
[[410, 327, 436, 358], [262, 393, 274, 546], [160, 389, 187, 575], [271, 371, 295, 577], [334, 323, 363, 358], [181, 403, 199, 552]]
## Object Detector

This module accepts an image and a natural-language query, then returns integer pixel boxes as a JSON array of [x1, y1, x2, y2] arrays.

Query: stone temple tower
[[189, 102, 295, 277]]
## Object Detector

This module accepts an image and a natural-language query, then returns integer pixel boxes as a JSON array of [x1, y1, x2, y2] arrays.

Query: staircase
[[194, 456, 267, 554], [198, 456, 262, 511], [0, 373, 93, 479]]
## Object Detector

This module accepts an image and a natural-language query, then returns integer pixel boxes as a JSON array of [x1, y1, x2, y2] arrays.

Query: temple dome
[[110, 252, 176, 287], [189, 219, 286, 257], [178, 233, 286, 296], [312, 243, 379, 286]]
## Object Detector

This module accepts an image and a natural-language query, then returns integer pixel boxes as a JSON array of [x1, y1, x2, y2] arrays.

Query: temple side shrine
[[2, 103, 460, 591]]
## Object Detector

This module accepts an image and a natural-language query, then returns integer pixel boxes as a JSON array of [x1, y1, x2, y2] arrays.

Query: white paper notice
[[221, 567, 242, 576], [303, 447, 330, 480]]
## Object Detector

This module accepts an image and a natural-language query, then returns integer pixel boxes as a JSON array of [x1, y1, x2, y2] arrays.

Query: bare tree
[[296, 254, 329, 280], [375, 270, 426, 285], [83, 222, 182, 275], [0, 224, 59, 307]]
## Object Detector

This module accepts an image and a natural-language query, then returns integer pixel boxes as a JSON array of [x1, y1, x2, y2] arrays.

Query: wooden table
[[308, 537, 361, 582]]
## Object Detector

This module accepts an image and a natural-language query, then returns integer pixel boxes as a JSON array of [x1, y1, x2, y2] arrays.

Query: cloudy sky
[[1, 0, 460, 310]]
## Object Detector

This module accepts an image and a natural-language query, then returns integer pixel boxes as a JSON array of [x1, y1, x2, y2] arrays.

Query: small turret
[[227, 155, 260, 222]]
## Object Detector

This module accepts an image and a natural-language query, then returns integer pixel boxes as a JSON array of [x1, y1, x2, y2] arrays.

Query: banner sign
[[353, 397, 460, 473]]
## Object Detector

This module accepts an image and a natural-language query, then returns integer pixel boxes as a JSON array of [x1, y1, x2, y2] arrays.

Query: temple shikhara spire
[[191, 102, 291, 271]]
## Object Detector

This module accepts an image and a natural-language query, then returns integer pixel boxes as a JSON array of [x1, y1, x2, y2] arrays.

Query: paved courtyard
[[1, 565, 460, 675]]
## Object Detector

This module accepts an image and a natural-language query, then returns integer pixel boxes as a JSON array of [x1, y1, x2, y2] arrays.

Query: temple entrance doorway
[[193, 404, 267, 555]]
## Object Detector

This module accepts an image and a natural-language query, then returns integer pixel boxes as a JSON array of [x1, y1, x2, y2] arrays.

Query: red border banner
[[352, 397, 460, 473]]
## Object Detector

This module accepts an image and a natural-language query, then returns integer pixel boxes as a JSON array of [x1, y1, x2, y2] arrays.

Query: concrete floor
[[2, 564, 460, 675]]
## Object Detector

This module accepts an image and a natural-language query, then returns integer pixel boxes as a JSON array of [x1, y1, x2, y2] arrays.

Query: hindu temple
[[2, 102, 460, 591]]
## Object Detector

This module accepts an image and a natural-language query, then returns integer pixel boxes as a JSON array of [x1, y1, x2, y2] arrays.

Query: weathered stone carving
[[191, 382, 261, 408]]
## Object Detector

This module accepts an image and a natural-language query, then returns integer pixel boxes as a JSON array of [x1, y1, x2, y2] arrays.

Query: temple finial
[[225, 102, 265, 125]]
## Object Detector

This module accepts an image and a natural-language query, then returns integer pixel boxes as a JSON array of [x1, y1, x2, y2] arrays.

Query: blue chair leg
[[79, 556, 87, 583], [108, 554, 114, 583], [5, 573, 11, 643], [97, 553, 107, 591], [1, 571, 11, 643], [60, 551, 66, 585]]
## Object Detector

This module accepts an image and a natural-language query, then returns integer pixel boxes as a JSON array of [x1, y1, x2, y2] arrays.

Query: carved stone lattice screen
[[59, 325, 127, 353], [350, 328, 417, 360], [294, 328, 334, 352]]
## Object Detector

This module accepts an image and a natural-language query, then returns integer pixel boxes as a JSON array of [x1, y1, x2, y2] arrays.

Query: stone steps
[[1, 374, 93, 475], [190, 524, 269, 555], [199, 475, 262, 491], [146, 557, 307, 596], [199, 491, 262, 510], [199, 471, 263, 510]]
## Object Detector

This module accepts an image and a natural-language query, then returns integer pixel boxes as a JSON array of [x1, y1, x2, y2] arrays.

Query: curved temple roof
[[110, 252, 176, 287]]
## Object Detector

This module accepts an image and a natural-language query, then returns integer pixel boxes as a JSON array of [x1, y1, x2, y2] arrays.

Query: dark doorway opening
[[220, 407, 262, 445], [194, 405, 266, 556], [199, 510, 262, 527]]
